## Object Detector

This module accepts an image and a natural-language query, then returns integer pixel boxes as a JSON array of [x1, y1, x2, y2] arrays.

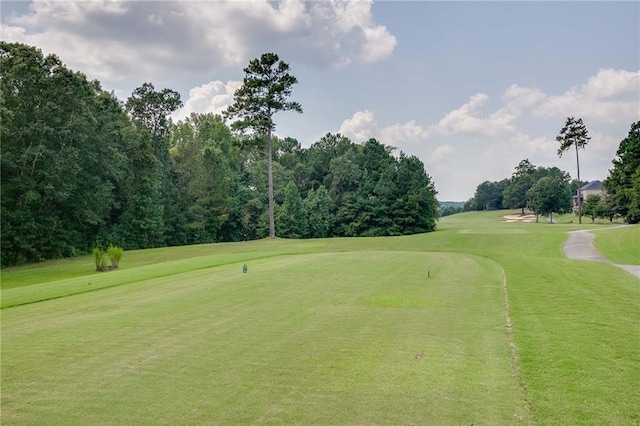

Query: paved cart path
[[563, 227, 639, 279]]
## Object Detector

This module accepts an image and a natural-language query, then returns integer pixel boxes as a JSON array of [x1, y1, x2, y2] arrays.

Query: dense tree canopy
[[473, 180, 507, 211], [604, 121, 640, 224], [527, 176, 571, 222], [1, 42, 129, 265], [464, 160, 574, 214], [503, 159, 535, 214], [0, 43, 440, 267]]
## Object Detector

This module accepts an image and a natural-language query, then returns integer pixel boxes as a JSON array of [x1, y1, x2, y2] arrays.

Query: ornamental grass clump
[[107, 245, 124, 269], [93, 247, 107, 272]]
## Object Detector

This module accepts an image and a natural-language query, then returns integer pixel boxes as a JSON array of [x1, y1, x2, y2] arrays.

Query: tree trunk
[[267, 128, 275, 238], [575, 142, 582, 224]]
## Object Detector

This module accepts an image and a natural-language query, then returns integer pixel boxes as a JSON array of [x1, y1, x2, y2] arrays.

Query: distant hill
[[439, 201, 465, 209]]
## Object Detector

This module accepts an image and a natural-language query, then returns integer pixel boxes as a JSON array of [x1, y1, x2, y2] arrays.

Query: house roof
[[580, 180, 603, 191]]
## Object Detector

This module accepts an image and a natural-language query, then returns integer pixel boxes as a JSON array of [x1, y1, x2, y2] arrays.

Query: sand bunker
[[503, 214, 537, 223]]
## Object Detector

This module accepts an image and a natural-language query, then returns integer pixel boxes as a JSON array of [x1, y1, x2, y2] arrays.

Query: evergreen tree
[[604, 121, 640, 223], [276, 181, 308, 238], [394, 153, 439, 234], [557, 117, 590, 224], [224, 53, 303, 238]]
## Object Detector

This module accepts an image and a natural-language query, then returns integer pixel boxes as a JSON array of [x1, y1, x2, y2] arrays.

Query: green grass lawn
[[593, 225, 640, 265], [548, 212, 627, 225], [1, 210, 638, 425]]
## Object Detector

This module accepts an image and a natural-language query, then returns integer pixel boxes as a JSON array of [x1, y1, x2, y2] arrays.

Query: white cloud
[[8, 1, 128, 26], [379, 120, 429, 145], [582, 69, 639, 100], [172, 80, 242, 122], [338, 110, 377, 142], [433, 93, 517, 137], [533, 69, 640, 123], [2, 0, 396, 82], [430, 144, 454, 162], [587, 131, 621, 157], [338, 110, 429, 145], [358, 25, 397, 63], [428, 68, 639, 142], [502, 84, 547, 111], [484, 133, 556, 164], [319, 0, 396, 64]]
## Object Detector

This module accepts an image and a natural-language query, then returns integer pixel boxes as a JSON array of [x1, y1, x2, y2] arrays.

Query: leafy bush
[[107, 245, 124, 269], [93, 248, 107, 272]]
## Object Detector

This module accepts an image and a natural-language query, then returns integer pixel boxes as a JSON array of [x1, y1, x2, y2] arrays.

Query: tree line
[[0, 43, 438, 267], [463, 120, 639, 224], [463, 160, 577, 220]]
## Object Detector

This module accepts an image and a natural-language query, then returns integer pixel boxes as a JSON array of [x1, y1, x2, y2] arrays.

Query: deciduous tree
[[125, 83, 183, 245], [582, 194, 605, 224], [474, 181, 503, 210], [0, 42, 128, 265], [504, 160, 536, 214], [304, 186, 333, 238], [306, 133, 353, 190], [170, 113, 240, 243], [126, 82, 182, 154], [527, 176, 571, 223]]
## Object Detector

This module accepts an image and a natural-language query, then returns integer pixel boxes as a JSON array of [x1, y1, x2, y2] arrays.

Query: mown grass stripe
[[1, 251, 529, 425]]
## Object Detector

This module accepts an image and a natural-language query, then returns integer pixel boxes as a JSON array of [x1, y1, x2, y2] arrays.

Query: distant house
[[573, 180, 604, 212]]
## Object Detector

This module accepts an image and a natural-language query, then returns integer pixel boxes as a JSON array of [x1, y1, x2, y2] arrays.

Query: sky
[[2, 1, 639, 201]]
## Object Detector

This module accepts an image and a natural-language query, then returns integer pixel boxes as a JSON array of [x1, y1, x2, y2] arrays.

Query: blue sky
[[2, 1, 638, 201]]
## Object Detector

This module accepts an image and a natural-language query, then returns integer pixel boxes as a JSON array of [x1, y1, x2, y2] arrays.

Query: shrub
[[107, 245, 124, 269], [93, 247, 107, 272]]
